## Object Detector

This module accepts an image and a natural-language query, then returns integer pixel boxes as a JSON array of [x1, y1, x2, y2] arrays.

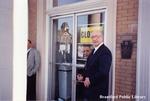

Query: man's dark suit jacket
[[83, 44, 112, 101]]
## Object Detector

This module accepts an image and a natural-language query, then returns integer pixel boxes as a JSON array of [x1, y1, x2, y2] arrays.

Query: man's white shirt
[[93, 42, 104, 54]]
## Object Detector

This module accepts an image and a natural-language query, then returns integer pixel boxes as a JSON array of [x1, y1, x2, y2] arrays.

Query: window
[[76, 12, 105, 65], [53, 0, 84, 7]]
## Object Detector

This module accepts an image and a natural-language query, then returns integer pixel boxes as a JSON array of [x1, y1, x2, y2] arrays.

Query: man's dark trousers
[[27, 74, 36, 100]]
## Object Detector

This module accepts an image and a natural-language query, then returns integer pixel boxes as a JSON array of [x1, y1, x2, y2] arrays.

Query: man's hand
[[84, 77, 90, 88]]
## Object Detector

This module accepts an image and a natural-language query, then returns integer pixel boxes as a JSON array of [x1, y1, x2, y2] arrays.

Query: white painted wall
[[0, 0, 28, 100], [37, 0, 48, 100], [0, 0, 13, 100], [136, 0, 150, 101], [12, 0, 28, 100]]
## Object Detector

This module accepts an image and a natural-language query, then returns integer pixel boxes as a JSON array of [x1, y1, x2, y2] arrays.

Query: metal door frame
[[49, 14, 76, 101], [49, 9, 112, 101]]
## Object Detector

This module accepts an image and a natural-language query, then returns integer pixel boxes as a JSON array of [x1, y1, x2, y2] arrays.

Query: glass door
[[76, 11, 106, 101], [51, 16, 74, 101], [49, 10, 108, 101]]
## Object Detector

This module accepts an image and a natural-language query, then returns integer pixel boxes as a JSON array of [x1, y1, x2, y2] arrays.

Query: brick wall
[[115, 0, 138, 101], [28, 0, 37, 47]]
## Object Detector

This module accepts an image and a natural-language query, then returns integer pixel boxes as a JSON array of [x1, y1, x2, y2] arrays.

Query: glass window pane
[[54, 17, 73, 63], [53, 0, 84, 7], [52, 17, 73, 100], [76, 12, 105, 65]]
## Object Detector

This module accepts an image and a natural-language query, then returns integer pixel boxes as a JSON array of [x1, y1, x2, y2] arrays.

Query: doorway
[[48, 9, 112, 101]]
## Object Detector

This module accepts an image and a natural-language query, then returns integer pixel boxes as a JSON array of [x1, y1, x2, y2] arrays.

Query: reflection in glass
[[56, 22, 72, 63], [52, 17, 73, 101], [55, 19, 72, 63]]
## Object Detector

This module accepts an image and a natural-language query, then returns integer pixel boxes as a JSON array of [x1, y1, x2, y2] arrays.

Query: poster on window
[[80, 26, 103, 43]]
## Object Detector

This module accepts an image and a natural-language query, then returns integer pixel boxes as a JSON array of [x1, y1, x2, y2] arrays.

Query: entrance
[[49, 9, 111, 101]]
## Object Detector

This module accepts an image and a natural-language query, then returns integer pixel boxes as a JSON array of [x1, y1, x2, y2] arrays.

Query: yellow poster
[[80, 26, 103, 43]]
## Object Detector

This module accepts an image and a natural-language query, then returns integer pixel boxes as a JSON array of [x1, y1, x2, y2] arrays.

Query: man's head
[[83, 46, 92, 58], [91, 31, 104, 47], [28, 40, 32, 49]]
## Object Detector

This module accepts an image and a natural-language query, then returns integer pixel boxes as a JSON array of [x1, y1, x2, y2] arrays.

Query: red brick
[[115, 0, 138, 97], [28, 0, 37, 47]]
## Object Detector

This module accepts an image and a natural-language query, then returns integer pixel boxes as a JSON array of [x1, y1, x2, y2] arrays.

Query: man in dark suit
[[77, 31, 112, 101], [27, 40, 40, 100]]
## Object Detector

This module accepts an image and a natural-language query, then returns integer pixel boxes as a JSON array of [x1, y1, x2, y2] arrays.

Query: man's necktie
[[92, 48, 95, 54]]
